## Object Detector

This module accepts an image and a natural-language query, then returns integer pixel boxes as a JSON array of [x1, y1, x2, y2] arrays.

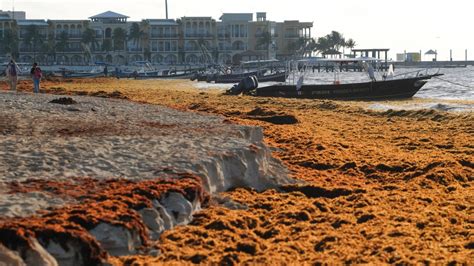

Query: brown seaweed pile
[[2, 78, 473, 264], [0, 174, 209, 264]]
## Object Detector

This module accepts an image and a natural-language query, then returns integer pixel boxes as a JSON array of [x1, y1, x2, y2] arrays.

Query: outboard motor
[[225, 75, 259, 95]]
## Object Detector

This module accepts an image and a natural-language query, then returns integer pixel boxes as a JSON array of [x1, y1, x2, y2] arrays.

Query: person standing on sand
[[30, 62, 42, 93], [5, 60, 21, 91]]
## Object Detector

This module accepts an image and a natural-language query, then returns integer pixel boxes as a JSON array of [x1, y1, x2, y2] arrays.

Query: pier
[[393, 60, 474, 68]]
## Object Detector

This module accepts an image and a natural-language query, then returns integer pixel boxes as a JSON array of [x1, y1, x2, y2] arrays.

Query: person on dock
[[5, 60, 21, 91], [30, 62, 43, 93], [103, 65, 108, 77]]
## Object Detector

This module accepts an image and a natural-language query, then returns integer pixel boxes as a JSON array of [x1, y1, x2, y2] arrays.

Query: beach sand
[[1, 78, 473, 264]]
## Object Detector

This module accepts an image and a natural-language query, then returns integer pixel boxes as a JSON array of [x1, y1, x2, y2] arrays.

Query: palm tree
[[257, 30, 272, 59], [24, 25, 44, 61], [102, 39, 113, 52], [81, 27, 98, 64], [312, 31, 356, 58], [112, 27, 127, 51], [313, 36, 331, 56], [81, 28, 97, 51], [45, 34, 56, 64], [56, 31, 69, 53], [129, 22, 141, 51], [345, 38, 356, 54], [140, 20, 150, 60], [328, 31, 344, 52], [1, 28, 19, 59]]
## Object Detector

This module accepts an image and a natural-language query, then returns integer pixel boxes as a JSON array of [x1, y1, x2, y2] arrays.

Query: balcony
[[128, 48, 143, 52], [218, 46, 233, 51], [218, 33, 230, 38], [150, 34, 179, 39], [184, 33, 214, 38], [19, 34, 47, 39], [68, 34, 82, 39]]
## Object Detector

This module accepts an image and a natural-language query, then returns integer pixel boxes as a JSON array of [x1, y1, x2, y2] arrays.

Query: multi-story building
[[0, 10, 313, 65], [148, 19, 179, 64], [180, 16, 217, 64]]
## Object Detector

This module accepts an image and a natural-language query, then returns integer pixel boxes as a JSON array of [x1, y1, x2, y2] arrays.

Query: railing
[[150, 34, 179, 38], [185, 33, 214, 38], [232, 47, 246, 51], [255, 34, 278, 38], [68, 34, 82, 39], [19, 34, 48, 39], [128, 48, 143, 52]]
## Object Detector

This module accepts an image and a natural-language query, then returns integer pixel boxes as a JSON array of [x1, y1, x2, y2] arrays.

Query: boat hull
[[255, 76, 437, 100]]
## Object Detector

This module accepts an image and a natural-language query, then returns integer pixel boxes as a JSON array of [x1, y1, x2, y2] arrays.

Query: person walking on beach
[[30, 62, 42, 93], [5, 60, 21, 91]]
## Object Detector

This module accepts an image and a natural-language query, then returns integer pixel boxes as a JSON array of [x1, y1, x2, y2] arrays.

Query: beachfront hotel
[[0, 10, 313, 65]]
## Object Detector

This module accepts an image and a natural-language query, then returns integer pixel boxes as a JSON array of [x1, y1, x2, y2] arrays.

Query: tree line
[[256, 30, 356, 59]]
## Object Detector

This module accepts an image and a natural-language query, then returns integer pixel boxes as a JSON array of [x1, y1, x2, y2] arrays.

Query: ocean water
[[194, 66, 474, 112]]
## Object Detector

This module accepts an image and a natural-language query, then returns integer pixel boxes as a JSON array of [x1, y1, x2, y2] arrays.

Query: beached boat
[[213, 71, 288, 84], [206, 70, 262, 83], [62, 72, 105, 78], [254, 73, 443, 100], [205, 70, 288, 84], [135, 72, 197, 80]]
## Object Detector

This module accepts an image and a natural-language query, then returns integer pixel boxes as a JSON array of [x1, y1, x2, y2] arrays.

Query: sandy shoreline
[[0, 78, 473, 264]]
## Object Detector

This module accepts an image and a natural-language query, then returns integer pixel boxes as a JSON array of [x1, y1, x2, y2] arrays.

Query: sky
[[2, 0, 473, 60]]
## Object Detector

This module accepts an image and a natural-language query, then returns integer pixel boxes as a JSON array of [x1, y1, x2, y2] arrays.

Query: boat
[[206, 70, 262, 83], [135, 71, 197, 80], [114, 61, 159, 78], [227, 66, 443, 100], [207, 70, 288, 84], [254, 72, 443, 100], [215, 71, 288, 83]]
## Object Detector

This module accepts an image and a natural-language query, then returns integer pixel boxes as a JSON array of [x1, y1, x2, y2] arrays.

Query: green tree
[[81, 27, 97, 64], [345, 38, 356, 52], [313, 31, 356, 58], [313, 36, 330, 56], [81, 28, 97, 51], [257, 30, 272, 59], [304, 38, 317, 57], [328, 31, 344, 52], [1, 28, 19, 59], [56, 31, 69, 53], [129, 22, 141, 50], [24, 25, 44, 61], [140, 20, 150, 60], [102, 39, 113, 52], [112, 27, 127, 51], [44, 34, 56, 64]]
